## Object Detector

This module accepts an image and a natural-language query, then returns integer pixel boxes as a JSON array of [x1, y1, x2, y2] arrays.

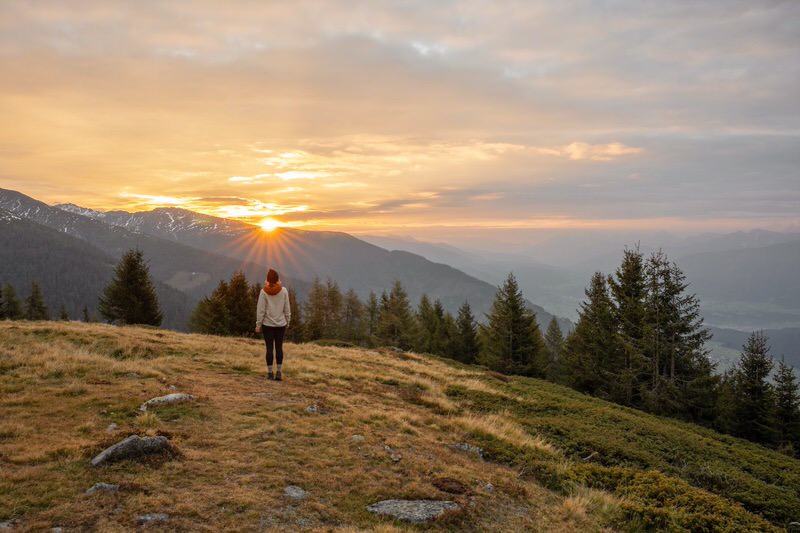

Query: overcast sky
[[1, 1, 798, 241]]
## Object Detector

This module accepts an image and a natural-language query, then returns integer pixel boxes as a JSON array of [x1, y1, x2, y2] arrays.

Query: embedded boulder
[[91, 435, 170, 467], [139, 393, 194, 412], [366, 500, 459, 523]]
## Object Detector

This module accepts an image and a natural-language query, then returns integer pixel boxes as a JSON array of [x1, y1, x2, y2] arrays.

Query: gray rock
[[284, 485, 308, 500], [106, 423, 119, 433], [136, 513, 169, 526], [0, 522, 15, 530], [452, 442, 485, 460], [305, 404, 318, 414], [51, 528, 63, 533], [167, 385, 177, 390], [139, 393, 194, 412], [91, 435, 170, 467], [366, 500, 459, 523], [351, 434, 365, 443], [86, 482, 120, 495], [384, 445, 402, 462]]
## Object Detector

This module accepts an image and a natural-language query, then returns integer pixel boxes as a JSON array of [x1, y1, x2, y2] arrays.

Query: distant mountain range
[[0, 188, 568, 332]]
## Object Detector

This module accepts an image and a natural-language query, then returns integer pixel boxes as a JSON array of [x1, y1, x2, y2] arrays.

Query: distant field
[[1, 321, 797, 532]]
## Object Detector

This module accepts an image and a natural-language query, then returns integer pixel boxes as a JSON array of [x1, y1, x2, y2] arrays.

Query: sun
[[259, 218, 283, 232]]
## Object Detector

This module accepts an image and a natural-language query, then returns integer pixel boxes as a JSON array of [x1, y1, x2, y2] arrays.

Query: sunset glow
[[259, 218, 283, 232], [0, 2, 797, 240]]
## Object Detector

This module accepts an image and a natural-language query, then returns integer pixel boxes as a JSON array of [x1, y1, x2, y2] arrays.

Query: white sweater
[[256, 287, 291, 327]]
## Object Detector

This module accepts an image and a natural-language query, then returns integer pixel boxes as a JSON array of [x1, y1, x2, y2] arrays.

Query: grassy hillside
[[1, 322, 797, 532]]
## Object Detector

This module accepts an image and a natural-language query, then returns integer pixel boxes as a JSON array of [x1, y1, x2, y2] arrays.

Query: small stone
[[125, 372, 139, 379], [305, 405, 318, 414], [484, 482, 494, 493], [167, 385, 177, 391], [366, 500, 459, 524], [136, 513, 169, 526], [0, 521, 15, 530], [284, 485, 309, 500], [139, 393, 194, 412], [106, 423, 119, 433], [351, 434, 365, 443], [384, 445, 402, 462], [51, 528, 63, 533], [86, 482, 120, 495], [452, 442, 485, 460], [91, 435, 170, 467]]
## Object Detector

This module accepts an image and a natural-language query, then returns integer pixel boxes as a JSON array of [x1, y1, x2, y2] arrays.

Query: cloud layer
[[0, 1, 797, 235]]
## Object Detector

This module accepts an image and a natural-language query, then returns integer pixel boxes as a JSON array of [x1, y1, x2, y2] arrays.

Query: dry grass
[[0, 321, 619, 532]]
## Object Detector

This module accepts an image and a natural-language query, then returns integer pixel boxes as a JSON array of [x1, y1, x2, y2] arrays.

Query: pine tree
[[365, 292, 379, 345], [609, 246, 649, 406], [226, 271, 253, 336], [303, 278, 327, 341], [561, 272, 622, 396], [341, 288, 366, 343], [58, 304, 69, 321], [98, 249, 163, 326], [452, 300, 479, 364], [479, 273, 545, 377], [415, 294, 439, 353], [375, 280, 416, 350], [641, 251, 712, 417], [324, 279, 344, 338], [774, 358, 800, 454], [543, 317, 565, 381], [2, 284, 23, 320], [25, 281, 50, 321], [732, 331, 777, 445], [189, 281, 231, 335], [286, 287, 305, 343]]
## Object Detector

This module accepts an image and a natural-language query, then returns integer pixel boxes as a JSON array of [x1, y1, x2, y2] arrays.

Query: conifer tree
[[415, 294, 439, 353], [376, 280, 416, 350], [732, 331, 777, 445], [543, 317, 565, 381], [341, 288, 366, 343], [431, 299, 452, 355], [25, 281, 49, 321], [82, 305, 90, 322], [2, 284, 22, 320], [324, 279, 344, 338], [774, 358, 800, 454], [58, 304, 69, 321], [365, 291, 379, 345], [226, 271, 254, 336], [479, 273, 545, 377], [609, 246, 649, 406], [452, 300, 479, 364], [561, 272, 622, 396], [0, 284, 4, 320], [303, 278, 327, 340], [98, 249, 163, 326], [286, 287, 305, 343]]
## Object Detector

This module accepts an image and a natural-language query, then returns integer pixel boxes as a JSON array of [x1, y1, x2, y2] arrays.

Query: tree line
[[4, 247, 797, 455]]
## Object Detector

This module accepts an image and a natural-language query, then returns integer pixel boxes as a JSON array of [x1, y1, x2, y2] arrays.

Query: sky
[[0, 1, 798, 243]]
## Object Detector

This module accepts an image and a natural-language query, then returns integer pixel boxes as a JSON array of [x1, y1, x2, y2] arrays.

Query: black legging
[[262, 326, 286, 366]]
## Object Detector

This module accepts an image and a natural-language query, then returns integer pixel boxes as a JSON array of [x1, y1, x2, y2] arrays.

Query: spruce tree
[[774, 358, 800, 454], [226, 271, 253, 336], [25, 281, 49, 321], [543, 317, 565, 381], [286, 287, 305, 343], [303, 278, 327, 341], [561, 272, 622, 396], [98, 249, 163, 326], [479, 273, 545, 377], [341, 288, 366, 343], [58, 304, 69, 321], [452, 300, 479, 364], [732, 331, 777, 445], [415, 294, 440, 353], [365, 292, 379, 345], [2, 284, 23, 319], [82, 305, 91, 323], [324, 279, 344, 338], [609, 246, 649, 406], [375, 280, 416, 350], [0, 284, 4, 320]]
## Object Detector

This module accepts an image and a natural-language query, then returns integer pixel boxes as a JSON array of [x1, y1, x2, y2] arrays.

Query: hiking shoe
[[267, 371, 275, 380], [275, 371, 282, 381]]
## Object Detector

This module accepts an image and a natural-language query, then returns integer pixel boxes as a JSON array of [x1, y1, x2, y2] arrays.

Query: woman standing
[[255, 268, 291, 381]]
